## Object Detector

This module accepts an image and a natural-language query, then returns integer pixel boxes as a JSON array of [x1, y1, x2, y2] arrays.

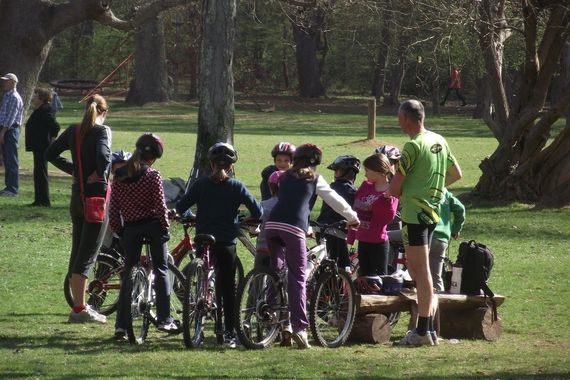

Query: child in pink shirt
[[347, 153, 399, 277]]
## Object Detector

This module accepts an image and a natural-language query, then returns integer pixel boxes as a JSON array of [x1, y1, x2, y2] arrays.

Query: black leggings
[[325, 235, 350, 269], [357, 240, 390, 276], [211, 242, 238, 333]]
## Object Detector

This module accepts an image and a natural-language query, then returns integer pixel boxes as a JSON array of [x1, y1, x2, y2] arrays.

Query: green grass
[[0, 97, 569, 379]]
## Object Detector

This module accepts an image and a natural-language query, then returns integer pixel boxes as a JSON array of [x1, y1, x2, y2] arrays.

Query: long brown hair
[[363, 153, 393, 181], [286, 160, 317, 181], [80, 94, 108, 141]]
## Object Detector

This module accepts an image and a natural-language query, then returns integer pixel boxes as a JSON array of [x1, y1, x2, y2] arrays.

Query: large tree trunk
[[187, 3, 201, 100], [370, 0, 392, 100], [473, 0, 570, 207], [0, 0, 187, 114], [188, 0, 236, 185], [125, 16, 169, 106], [292, 7, 326, 98]]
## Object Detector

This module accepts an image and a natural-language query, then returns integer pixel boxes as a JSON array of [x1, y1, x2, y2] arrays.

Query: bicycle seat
[[194, 234, 216, 246]]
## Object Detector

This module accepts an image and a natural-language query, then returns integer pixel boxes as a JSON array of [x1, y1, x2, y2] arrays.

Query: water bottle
[[449, 263, 463, 294]]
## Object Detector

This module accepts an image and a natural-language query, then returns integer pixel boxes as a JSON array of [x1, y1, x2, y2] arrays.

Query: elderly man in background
[[0, 73, 24, 196]]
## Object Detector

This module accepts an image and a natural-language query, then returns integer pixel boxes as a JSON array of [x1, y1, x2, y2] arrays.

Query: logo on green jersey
[[430, 144, 442, 154]]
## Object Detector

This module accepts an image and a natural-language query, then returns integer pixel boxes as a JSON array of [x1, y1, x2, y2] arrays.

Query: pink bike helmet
[[268, 170, 285, 186], [293, 143, 322, 166], [136, 133, 164, 158]]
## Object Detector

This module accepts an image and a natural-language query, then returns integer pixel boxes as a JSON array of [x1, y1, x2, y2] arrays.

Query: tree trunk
[[292, 7, 326, 98], [473, 1, 570, 207], [188, 0, 236, 185], [187, 3, 201, 100], [282, 24, 291, 89], [125, 16, 169, 105]]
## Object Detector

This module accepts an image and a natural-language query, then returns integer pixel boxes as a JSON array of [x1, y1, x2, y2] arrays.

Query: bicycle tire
[[182, 258, 206, 348], [125, 265, 152, 344], [235, 255, 244, 293], [167, 262, 186, 318], [309, 269, 356, 348], [63, 253, 122, 315], [234, 269, 284, 349]]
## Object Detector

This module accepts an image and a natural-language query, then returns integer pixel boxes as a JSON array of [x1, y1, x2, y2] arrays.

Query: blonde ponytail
[[80, 94, 108, 141]]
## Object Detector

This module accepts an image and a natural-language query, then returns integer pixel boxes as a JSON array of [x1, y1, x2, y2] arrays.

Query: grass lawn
[[0, 97, 569, 379]]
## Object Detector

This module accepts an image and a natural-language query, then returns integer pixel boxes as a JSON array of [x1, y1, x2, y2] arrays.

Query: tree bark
[[125, 16, 170, 106], [371, 1, 392, 100], [0, 0, 187, 114], [188, 0, 236, 185]]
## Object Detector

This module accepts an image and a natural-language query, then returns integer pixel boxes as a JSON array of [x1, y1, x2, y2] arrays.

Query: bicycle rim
[[126, 266, 151, 344], [235, 269, 283, 349], [86, 254, 122, 315], [183, 259, 206, 348], [309, 270, 356, 348]]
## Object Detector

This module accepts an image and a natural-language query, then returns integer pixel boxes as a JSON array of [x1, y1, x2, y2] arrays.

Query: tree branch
[[97, 0, 190, 31]]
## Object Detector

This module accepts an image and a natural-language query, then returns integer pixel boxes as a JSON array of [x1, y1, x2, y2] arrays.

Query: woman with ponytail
[[46, 94, 111, 324], [176, 142, 262, 348], [110, 133, 179, 340]]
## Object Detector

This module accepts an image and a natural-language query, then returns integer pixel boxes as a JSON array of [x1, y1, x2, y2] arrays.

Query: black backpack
[[457, 240, 498, 320]]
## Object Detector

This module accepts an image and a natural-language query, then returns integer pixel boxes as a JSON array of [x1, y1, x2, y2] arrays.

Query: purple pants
[[266, 228, 308, 333]]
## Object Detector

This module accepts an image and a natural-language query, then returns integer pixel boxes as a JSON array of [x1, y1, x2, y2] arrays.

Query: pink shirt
[[347, 181, 399, 244]]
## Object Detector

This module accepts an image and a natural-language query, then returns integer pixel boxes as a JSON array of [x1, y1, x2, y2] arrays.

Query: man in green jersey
[[387, 100, 462, 346]]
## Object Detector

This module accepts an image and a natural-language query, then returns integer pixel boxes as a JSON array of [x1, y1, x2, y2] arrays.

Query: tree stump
[[348, 313, 391, 344], [439, 306, 501, 341]]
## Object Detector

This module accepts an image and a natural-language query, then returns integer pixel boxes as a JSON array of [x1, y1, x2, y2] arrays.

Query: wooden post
[[367, 98, 376, 140], [349, 313, 391, 344]]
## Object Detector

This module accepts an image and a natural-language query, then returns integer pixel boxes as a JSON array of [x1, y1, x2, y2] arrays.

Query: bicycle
[[63, 213, 196, 315], [124, 238, 186, 344], [234, 220, 355, 349], [182, 217, 259, 348]]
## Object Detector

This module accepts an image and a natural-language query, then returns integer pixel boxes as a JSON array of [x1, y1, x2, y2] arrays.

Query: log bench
[[349, 289, 505, 344]]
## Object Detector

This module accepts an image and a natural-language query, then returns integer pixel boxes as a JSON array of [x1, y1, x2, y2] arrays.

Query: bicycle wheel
[[309, 270, 356, 348], [182, 258, 206, 348], [125, 265, 152, 344], [235, 269, 284, 349], [235, 255, 244, 293], [63, 253, 122, 315], [168, 262, 186, 307]]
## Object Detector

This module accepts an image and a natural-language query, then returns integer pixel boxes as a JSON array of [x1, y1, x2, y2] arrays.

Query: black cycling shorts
[[402, 222, 436, 247]]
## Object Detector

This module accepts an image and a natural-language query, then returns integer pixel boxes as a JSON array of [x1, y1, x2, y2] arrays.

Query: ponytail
[[286, 160, 317, 181], [80, 94, 108, 141]]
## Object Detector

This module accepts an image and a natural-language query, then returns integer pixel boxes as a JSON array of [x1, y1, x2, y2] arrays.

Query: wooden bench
[[349, 289, 505, 344]]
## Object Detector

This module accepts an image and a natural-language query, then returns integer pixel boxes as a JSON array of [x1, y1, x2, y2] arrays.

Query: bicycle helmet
[[374, 145, 401, 162], [355, 276, 383, 295], [268, 170, 284, 186], [293, 143, 322, 166], [111, 150, 132, 163], [327, 155, 361, 174], [271, 142, 296, 158], [136, 133, 164, 158], [208, 142, 238, 165]]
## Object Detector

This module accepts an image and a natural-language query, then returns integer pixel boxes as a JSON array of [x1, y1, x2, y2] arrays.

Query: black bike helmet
[[271, 142, 296, 158], [327, 155, 361, 174], [136, 133, 164, 158], [208, 142, 238, 165], [293, 143, 322, 166]]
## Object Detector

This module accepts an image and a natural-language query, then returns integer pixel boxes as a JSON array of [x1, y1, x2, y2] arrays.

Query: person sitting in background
[[25, 88, 60, 207]]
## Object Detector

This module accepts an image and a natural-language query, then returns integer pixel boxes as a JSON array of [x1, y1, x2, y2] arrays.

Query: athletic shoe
[[280, 331, 293, 347], [0, 190, 17, 197], [114, 328, 128, 341], [292, 330, 311, 349], [158, 320, 180, 333], [393, 329, 434, 347], [223, 331, 238, 349], [68, 305, 107, 324], [430, 330, 439, 346]]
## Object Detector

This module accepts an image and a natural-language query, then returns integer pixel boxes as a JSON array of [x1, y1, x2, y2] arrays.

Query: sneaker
[[158, 320, 180, 334], [393, 329, 434, 347], [68, 305, 107, 324], [223, 331, 238, 349], [0, 190, 17, 197], [292, 330, 311, 349], [280, 330, 293, 347], [114, 328, 128, 341], [430, 330, 439, 346]]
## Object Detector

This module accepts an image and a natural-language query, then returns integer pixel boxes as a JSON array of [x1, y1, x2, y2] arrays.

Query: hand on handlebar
[[346, 218, 360, 230]]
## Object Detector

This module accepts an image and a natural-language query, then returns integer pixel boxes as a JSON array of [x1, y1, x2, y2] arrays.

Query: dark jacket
[[45, 124, 111, 197], [25, 103, 60, 152], [317, 178, 357, 225]]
